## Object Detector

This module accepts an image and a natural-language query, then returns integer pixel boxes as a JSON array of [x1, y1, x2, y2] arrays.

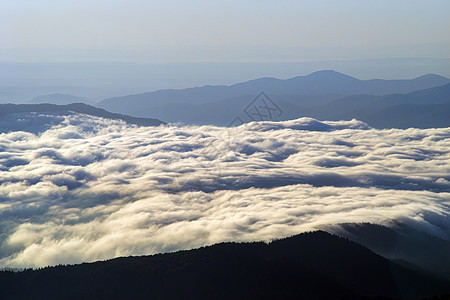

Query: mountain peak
[[413, 73, 449, 81], [306, 70, 358, 80]]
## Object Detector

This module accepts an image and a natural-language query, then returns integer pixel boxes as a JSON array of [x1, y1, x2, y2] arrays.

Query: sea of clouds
[[0, 112, 449, 268]]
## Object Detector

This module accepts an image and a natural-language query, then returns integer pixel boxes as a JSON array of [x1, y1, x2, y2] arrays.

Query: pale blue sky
[[1, 0, 449, 62]]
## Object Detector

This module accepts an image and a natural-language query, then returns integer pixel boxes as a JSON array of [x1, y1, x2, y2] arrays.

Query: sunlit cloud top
[[0, 112, 449, 267]]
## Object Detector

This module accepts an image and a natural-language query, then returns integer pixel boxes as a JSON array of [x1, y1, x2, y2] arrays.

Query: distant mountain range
[[96, 70, 450, 128], [0, 103, 165, 127], [12, 71, 450, 128], [98, 70, 449, 108], [1, 229, 448, 299]]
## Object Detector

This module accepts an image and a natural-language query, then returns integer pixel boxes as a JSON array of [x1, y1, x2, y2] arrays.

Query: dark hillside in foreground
[[326, 223, 450, 280], [1, 231, 448, 300]]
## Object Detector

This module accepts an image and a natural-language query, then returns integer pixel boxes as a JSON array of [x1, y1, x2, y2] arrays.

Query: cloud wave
[[0, 113, 449, 267]]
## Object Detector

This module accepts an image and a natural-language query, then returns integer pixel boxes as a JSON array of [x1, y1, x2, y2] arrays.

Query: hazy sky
[[1, 0, 449, 62]]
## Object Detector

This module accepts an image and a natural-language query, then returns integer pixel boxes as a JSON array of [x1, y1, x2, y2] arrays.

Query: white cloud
[[0, 113, 449, 267]]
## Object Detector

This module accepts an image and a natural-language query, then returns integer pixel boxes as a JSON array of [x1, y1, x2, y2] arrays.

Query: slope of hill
[[325, 223, 450, 280], [0, 103, 165, 127], [361, 102, 450, 129], [313, 83, 450, 116], [137, 94, 322, 126], [97, 71, 450, 120], [0, 231, 448, 300], [307, 83, 450, 128], [30, 93, 94, 105]]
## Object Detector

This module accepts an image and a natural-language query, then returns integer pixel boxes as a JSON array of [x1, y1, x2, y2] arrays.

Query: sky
[[1, 0, 449, 63]]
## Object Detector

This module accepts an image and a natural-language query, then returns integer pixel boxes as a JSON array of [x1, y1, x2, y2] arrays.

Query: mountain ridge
[[97, 70, 449, 109], [96, 71, 450, 125], [1, 230, 448, 299]]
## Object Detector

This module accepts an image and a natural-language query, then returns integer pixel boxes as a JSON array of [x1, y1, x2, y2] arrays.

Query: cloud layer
[[0, 113, 449, 268]]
